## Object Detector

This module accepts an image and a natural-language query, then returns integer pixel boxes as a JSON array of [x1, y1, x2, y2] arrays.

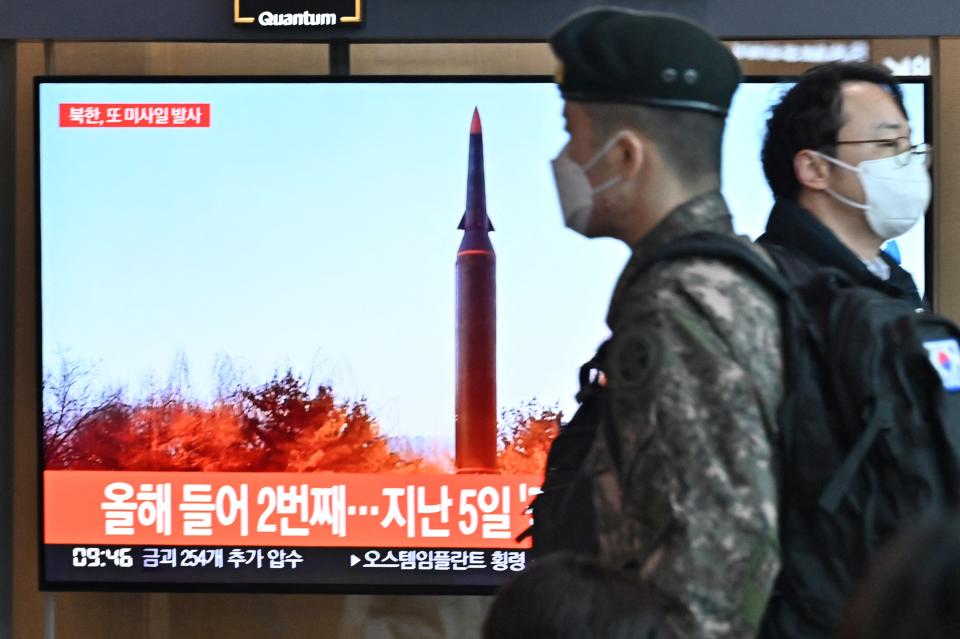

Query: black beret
[[550, 8, 742, 116]]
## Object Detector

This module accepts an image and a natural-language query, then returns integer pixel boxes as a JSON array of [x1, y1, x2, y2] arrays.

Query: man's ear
[[612, 131, 645, 180], [795, 149, 832, 191]]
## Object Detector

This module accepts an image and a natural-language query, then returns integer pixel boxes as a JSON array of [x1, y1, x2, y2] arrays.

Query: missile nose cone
[[471, 108, 482, 135], [459, 107, 493, 233]]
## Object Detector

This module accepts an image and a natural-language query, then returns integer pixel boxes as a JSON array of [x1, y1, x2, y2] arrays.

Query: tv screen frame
[[34, 73, 933, 594]]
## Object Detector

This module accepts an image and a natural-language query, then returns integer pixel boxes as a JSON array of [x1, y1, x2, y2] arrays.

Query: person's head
[[549, 9, 740, 245], [483, 554, 666, 639], [762, 62, 931, 257], [839, 517, 960, 639]]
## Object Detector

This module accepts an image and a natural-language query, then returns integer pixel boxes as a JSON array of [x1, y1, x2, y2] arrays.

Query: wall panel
[[934, 38, 960, 319]]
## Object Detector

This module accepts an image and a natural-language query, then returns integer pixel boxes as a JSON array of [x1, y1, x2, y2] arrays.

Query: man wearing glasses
[[758, 62, 931, 307], [756, 62, 934, 638]]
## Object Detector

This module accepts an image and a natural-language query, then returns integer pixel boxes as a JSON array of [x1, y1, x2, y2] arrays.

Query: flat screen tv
[[36, 76, 929, 593]]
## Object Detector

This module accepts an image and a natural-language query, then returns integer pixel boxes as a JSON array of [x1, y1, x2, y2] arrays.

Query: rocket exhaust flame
[[455, 108, 498, 474], [42, 358, 561, 474]]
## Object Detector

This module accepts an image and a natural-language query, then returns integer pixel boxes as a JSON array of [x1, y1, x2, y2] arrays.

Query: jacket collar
[[758, 198, 922, 306]]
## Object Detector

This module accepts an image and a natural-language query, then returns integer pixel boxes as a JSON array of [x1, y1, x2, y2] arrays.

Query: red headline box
[[44, 471, 542, 549], [59, 104, 211, 128]]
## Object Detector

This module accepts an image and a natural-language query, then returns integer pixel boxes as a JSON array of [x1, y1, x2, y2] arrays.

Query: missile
[[455, 108, 497, 474]]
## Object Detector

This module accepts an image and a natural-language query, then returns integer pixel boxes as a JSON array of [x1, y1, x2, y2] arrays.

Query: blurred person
[[483, 554, 666, 639], [838, 517, 960, 639]]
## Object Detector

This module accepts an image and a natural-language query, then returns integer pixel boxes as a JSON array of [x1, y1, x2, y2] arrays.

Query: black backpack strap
[[610, 231, 796, 488], [578, 341, 625, 476], [637, 231, 792, 300], [759, 242, 816, 286], [576, 340, 609, 404], [818, 400, 895, 512]]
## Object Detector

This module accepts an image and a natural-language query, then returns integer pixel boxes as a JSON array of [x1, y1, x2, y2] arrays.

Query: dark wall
[[0, 41, 13, 639], [704, 0, 951, 39], [2, 0, 958, 41]]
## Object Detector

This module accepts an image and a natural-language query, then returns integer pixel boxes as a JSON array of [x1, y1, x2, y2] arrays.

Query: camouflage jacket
[[588, 190, 783, 638]]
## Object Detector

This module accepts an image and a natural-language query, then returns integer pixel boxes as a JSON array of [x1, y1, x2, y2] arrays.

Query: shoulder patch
[[608, 328, 663, 391]]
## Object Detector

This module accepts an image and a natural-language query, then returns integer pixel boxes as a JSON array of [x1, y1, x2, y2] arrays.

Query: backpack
[[525, 231, 960, 638], [640, 232, 960, 638], [519, 341, 617, 556]]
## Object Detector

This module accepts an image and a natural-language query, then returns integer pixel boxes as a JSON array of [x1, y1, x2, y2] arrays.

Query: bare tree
[[42, 356, 123, 468]]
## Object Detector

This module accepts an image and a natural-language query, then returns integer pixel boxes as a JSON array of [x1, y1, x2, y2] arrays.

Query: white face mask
[[814, 149, 931, 241], [550, 132, 628, 235]]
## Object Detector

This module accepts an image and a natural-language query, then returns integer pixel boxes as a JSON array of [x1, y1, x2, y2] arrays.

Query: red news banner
[[44, 472, 541, 549], [59, 103, 211, 128]]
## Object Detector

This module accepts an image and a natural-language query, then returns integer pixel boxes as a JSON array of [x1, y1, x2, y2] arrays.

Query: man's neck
[[797, 190, 883, 260], [621, 178, 720, 246]]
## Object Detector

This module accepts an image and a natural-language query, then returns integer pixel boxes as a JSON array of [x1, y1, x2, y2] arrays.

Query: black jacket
[[757, 198, 923, 308]]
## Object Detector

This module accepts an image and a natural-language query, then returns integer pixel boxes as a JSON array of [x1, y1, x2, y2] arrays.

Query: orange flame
[[44, 369, 559, 475]]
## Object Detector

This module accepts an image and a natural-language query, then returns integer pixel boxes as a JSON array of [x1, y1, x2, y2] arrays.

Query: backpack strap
[[637, 231, 792, 301], [818, 400, 894, 512], [631, 231, 801, 521], [576, 340, 609, 404], [760, 242, 817, 287], [577, 340, 625, 476]]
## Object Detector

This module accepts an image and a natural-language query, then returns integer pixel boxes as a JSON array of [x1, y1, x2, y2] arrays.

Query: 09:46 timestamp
[[72, 547, 134, 568]]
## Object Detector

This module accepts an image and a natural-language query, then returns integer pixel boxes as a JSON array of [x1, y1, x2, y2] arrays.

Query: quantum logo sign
[[234, 0, 362, 27]]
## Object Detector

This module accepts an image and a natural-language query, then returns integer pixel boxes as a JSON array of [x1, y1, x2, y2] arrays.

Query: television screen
[[37, 76, 929, 592]]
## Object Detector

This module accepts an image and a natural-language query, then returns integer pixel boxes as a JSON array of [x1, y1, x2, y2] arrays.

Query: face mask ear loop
[[824, 186, 870, 211], [812, 149, 860, 174], [812, 150, 869, 210], [582, 130, 636, 173], [592, 174, 622, 196], [583, 131, 642, 199]]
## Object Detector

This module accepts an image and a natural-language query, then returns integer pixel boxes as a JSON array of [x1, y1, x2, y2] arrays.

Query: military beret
[[550, 8, 742, 116]]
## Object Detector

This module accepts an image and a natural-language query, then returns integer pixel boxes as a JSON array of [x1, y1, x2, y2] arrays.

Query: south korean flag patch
[[923, 339, 960, 392]]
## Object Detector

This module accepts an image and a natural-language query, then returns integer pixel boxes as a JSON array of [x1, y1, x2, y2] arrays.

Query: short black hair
[[584, 102, 725, 187], [482, 554, 665, 639], [761, 62, 908, 201]]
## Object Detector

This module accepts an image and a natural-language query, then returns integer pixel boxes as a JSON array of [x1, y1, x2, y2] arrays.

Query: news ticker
[[45, 545, 527, 587]]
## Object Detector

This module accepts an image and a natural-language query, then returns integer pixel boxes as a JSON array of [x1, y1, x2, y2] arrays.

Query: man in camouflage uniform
[[546, 9, 783, 638]]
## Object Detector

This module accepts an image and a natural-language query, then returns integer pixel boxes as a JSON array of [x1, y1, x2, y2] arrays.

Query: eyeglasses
[[831, 137, 932, 167]]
